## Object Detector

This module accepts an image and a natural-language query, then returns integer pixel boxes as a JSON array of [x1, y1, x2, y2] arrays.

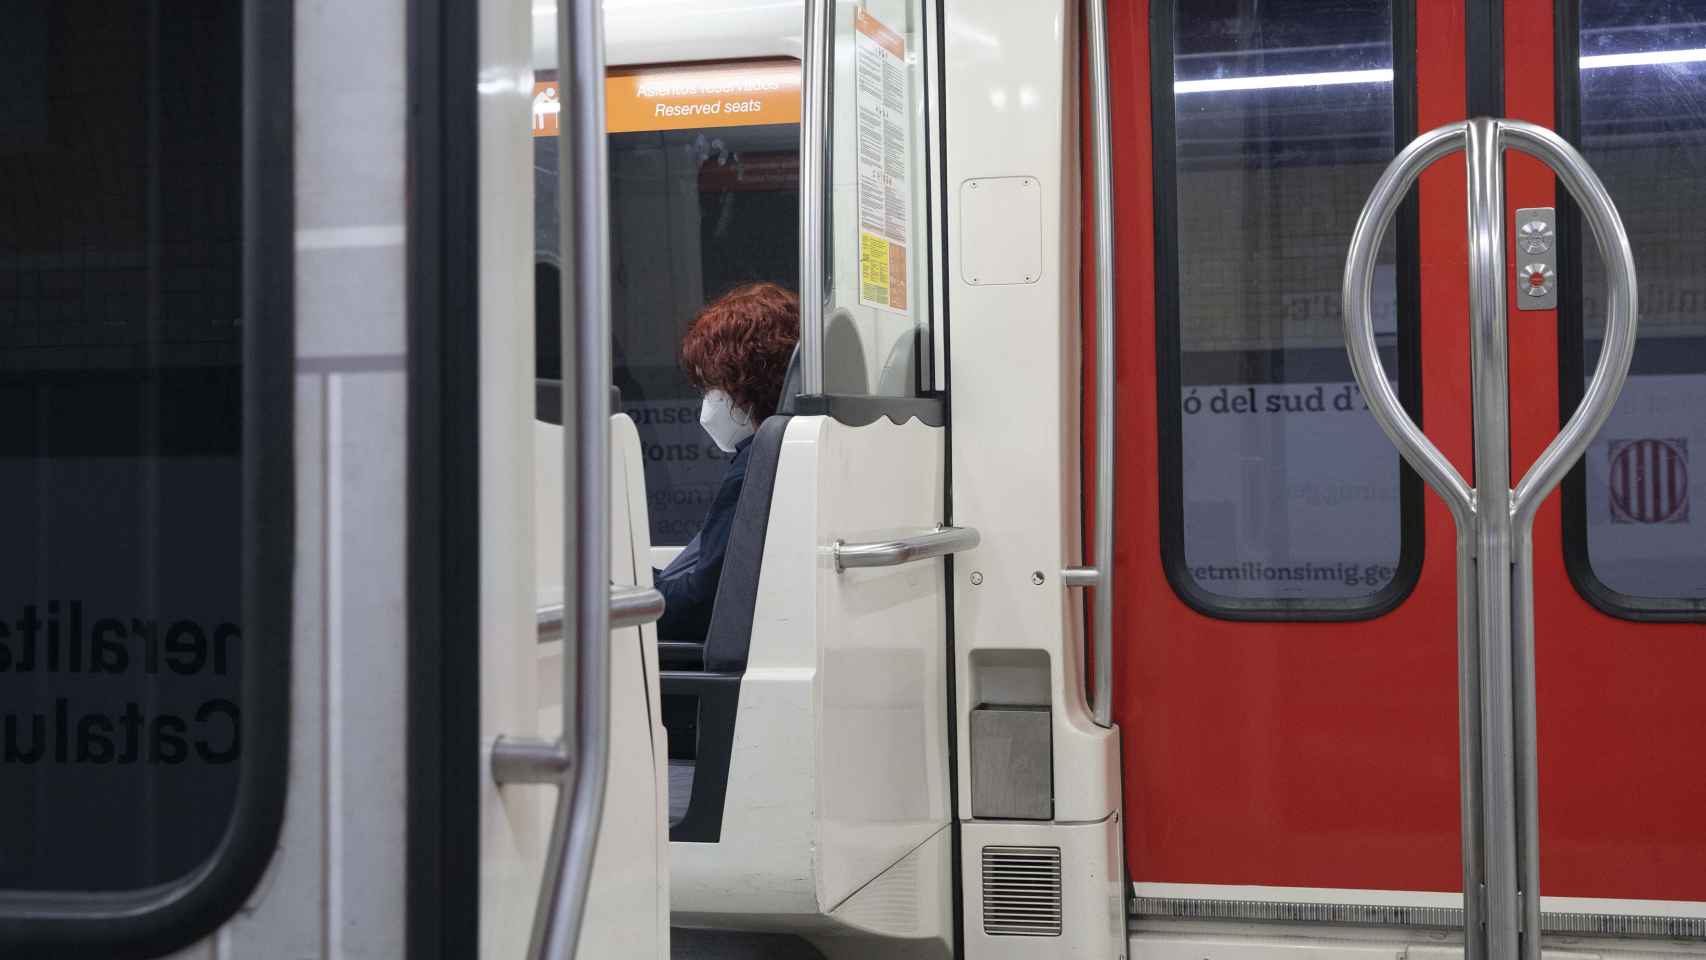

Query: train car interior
[[0, 0, 1701, 958]]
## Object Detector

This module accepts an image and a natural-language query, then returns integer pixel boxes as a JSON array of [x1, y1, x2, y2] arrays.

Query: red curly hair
[[680, 282, 800, 423]]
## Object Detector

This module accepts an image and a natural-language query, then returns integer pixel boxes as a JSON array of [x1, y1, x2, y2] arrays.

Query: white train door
[[0, 0, 661, 956]]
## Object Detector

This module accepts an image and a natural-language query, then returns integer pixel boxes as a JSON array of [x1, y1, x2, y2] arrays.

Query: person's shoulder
[[730, 435, 756, 467]]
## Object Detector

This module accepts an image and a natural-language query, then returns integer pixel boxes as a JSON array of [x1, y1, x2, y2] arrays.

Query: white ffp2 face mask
[[699, 389, 756, 453]]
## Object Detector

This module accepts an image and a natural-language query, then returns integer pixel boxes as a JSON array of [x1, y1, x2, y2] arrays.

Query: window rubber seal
[[1149, 0, 1425, 622], [1553, 0, 1706, 622], [0, 0, 294, 953]]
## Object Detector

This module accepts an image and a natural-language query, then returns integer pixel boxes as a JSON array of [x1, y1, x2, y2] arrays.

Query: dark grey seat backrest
[[702, 414, 791, 673], [775, 345, 803, 415]]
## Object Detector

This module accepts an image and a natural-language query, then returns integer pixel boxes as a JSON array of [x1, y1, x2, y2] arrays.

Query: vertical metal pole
[[1511, 528, 1542, 960], [1455, 529, 1488, 960], [1349, 117, 1637, 960], [1464, 117, 1518, 960], [1083, 0, 1116, 728], [798, 0, 832, 395], [540, 0, 612, 955]]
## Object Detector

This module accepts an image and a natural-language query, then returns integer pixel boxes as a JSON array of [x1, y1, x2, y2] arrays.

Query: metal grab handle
[[1342, 120, 1638, 525], [487, 0, 615, 957], [833, 526, 980, 572], [1061, 0, 1117, 729], [609, 585, 665, 629], [536, 586, 666, 642], [1342, 118, 1636, 960]]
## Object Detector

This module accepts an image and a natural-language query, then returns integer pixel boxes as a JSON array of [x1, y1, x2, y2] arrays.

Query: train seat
[[662, 412, 789, 828], [664, 409, 950, 951]]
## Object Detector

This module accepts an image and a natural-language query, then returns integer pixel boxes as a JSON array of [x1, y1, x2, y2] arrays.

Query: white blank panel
[[958, 176, 1043, 287]]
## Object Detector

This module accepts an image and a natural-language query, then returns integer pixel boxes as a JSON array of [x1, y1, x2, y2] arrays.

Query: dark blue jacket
[[654, 437, 752, 644]]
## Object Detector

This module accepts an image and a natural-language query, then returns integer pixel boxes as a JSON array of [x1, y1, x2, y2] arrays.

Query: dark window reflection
[[0, 0, 244, 890], [1576, 0, 1706, 600], [535, 120, 799, 546], [1169, 0, 1406, 602]]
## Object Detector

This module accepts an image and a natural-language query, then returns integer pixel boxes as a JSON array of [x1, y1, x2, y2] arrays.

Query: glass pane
[[533, 62, 801, 546], [1576, 0, 1706, 600], [0, 0, 244, 890], [824, 0, 933, 397], [1169, 0, 1406, 603]]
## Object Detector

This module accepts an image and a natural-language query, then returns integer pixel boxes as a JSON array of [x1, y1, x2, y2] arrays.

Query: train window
[[1155, 0, 1420, 615], [1562, 0, 1706, 612], [818, 0, 935, 399], [0, 0, 289, 939], [534, 61, 801, 546]]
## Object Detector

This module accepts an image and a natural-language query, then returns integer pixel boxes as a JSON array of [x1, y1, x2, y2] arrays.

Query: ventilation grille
[[981, 845, 1062, 937]]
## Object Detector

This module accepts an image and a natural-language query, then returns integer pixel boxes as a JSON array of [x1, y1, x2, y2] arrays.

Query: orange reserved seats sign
[[532, 60, 801, 138]]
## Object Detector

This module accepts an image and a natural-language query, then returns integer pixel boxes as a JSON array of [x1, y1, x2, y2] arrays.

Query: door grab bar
[[834, 526, 980, 572], [1060, 566, 1098, 588], [1062, 0, 1117, 729], [487, 0, 615, 956], [609, 586, 665, 629], [1343, 118, 1636, 960], [536, 586, 666, 642]]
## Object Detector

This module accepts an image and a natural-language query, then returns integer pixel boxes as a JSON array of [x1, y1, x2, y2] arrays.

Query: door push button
[[1518, 217, 1554, 255], [1521, 263, 1555, 298], [1515, 207, 1557, 310]]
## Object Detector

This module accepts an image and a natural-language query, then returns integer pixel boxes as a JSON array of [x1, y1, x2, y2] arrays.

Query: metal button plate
[[1515, 207, 1557, 310]]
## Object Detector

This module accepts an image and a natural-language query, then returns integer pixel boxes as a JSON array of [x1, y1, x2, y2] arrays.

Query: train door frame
[[0, 0, 294, 954], [407, 0, 484, 952], [1111, 0, 1706, 946]]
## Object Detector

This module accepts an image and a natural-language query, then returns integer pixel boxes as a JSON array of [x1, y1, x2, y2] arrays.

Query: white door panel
[[671, 415, 950, 956], [533, 415, 669, 959]]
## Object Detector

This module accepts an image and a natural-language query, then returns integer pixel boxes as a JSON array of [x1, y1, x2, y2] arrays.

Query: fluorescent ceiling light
[[1174, 68, 1392, 94], [1581, 47, 1706, 69], [1171, 47, 1706, 95]]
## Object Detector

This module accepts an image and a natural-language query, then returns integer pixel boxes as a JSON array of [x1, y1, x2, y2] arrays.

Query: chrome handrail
[[797, 0, 833, 395], [488, 0, 616, 956], [1343, 118, 1636, 960], [1062, 0, 1118, 729], [833, 526, 980, 572], [609, 585, 666, 629], [537, 586, 666, 642]]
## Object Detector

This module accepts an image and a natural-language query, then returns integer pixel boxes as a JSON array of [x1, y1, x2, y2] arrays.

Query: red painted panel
[[1103, 0, 1706, 899], [1503, 0, 1706, 900], [1103, 1, 1465, 892]]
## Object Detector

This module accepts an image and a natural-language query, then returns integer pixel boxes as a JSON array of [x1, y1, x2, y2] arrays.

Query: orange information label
[[854, 7, 904, 58], [533, 60, 801, 138]]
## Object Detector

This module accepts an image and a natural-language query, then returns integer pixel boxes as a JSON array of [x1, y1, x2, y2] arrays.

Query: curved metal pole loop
[[1345, 117, 1638, 960], [1341, 121, 1476, 527], [1499, 121, 1639, 527]]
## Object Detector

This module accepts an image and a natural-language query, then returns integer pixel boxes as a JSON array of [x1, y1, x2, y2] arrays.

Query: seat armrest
[[660, 672, 741, 843]]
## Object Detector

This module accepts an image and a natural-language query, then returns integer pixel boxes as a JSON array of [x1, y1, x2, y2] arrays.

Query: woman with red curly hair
[[654, 282, 800, 643]]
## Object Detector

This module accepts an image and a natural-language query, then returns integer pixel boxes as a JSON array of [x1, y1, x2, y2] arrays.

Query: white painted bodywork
[[962, 819, 1124, 960], [670, 415, 951, 958], [163, 0, 413, 954], [534, 415, 671, 959], [939, 0, 1122, 957], [942, 0, 1119, 829], [479, 0, 548, 954]]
